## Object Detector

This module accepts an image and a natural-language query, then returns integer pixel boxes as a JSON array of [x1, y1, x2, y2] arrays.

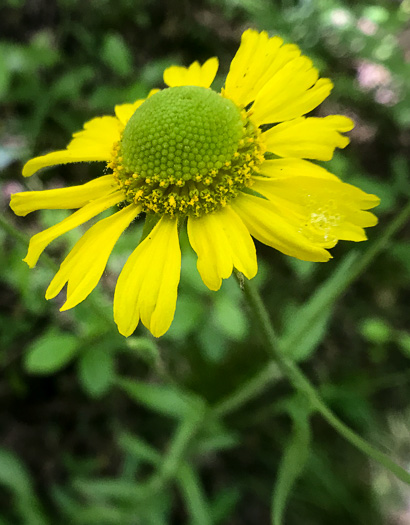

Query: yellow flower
[[10, 29, 380, 338]]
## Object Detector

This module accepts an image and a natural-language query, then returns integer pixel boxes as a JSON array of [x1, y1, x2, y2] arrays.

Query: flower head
[[10, 29, 380, 337]]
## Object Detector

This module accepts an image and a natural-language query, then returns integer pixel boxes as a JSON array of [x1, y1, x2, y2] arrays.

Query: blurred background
[[1, 0, 410, 523]]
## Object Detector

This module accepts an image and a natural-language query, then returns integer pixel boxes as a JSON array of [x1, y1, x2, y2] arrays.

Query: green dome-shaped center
[[120, 86, 244, 181], [110, 85, 265, 217]]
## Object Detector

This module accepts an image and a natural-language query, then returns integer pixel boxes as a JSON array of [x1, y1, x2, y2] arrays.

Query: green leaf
[[282, 304, 332, 361], [0, 448, 34, 496], [118, 432, 161, 466], [102, 34, 132, 77], [74, 478, 144, 500], [117, 378, 204, 419], [24, 329, 79, 374], [78, 346, 115, 398], [194, 432, 239, 455], [0, 448, 47, 525], [176, 463, 212, 525], [359, 318, 393, 344], [51, 66, 95, 101], [397, 332, 410, 357], [271, 402, 311, 525]]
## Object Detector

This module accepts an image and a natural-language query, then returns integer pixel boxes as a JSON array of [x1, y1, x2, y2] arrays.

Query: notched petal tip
[[22, 254, 35, 269], [148, 322, 170, 339], [262, 114, 355, 161], [163, 57, 219, 89], [114, 217, 181, 339], [9, 193, 28, 216]]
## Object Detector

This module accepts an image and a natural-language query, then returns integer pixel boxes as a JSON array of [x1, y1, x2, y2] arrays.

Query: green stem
[[214, 362, 282, 418], [132, 407, 206, 499], [176, 463, 212, 525], [215, 201, 410, 418], [240, 275, 410, 485]]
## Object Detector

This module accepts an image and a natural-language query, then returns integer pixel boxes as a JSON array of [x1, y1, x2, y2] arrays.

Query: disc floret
[[109, 86, 265, 217]]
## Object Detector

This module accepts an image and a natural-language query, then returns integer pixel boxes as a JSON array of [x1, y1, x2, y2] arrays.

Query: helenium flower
[[10, 29, 380, 337]]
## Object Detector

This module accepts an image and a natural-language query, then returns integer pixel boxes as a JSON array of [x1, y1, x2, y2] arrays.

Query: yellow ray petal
[[114, 217, 181, 338], [257, 158, 340, 181], [252, 176, 380, 246], [114, 89, 160, 125], [224, 29, 303, 107], [114, 100, 145, 126], [23, 151, 110, 178], [23, 116, 122, 177], [252, 74, 333, 125], [187, 206, 257, 291], [46, 204, 141, 310], [10, 175, 118, 217], [23, 191, 123, 268], [163, 57, 219, 88], [262, 116, 354, 160], [232, 193, 332, 262]]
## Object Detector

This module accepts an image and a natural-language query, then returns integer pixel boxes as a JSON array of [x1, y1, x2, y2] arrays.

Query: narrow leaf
[[271, 403, 311, 525], [117, 378, 204, 420], [281, 252, 357, 360], [118, 432, 161, 466], [176, 463, 212, 525]]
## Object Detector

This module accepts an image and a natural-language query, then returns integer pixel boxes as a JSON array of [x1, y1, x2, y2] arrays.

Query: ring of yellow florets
[[108, 86, 265, 217]]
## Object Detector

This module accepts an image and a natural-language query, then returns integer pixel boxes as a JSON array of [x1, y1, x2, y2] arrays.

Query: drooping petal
[[262, 116, 354, 160], [114, 89, 160, 125], [257, 158, 340, 181], [252, 176, 380, 246], [232, 193, 332, 262], [10, 175, 118, 216], [23, 191, 123, 268], [163, 57, 219, 88], [114, 217, 181, 338], [187, 205, 257, 291], [224, 29, 302, 108], [251, 74, 333, 125], [23, 116, 122, 177], [46, 204, 141, 310]]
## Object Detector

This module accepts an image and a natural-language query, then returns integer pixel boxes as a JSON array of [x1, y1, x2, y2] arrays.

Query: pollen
[[110, 86, 265, 217]]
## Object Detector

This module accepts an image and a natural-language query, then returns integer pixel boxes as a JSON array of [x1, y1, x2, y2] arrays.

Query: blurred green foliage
[[1, 0, 410, 524]]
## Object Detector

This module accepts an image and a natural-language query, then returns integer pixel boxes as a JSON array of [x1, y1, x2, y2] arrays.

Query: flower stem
[[216, 201, 410, 419], [237, 271, 410, 485]]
